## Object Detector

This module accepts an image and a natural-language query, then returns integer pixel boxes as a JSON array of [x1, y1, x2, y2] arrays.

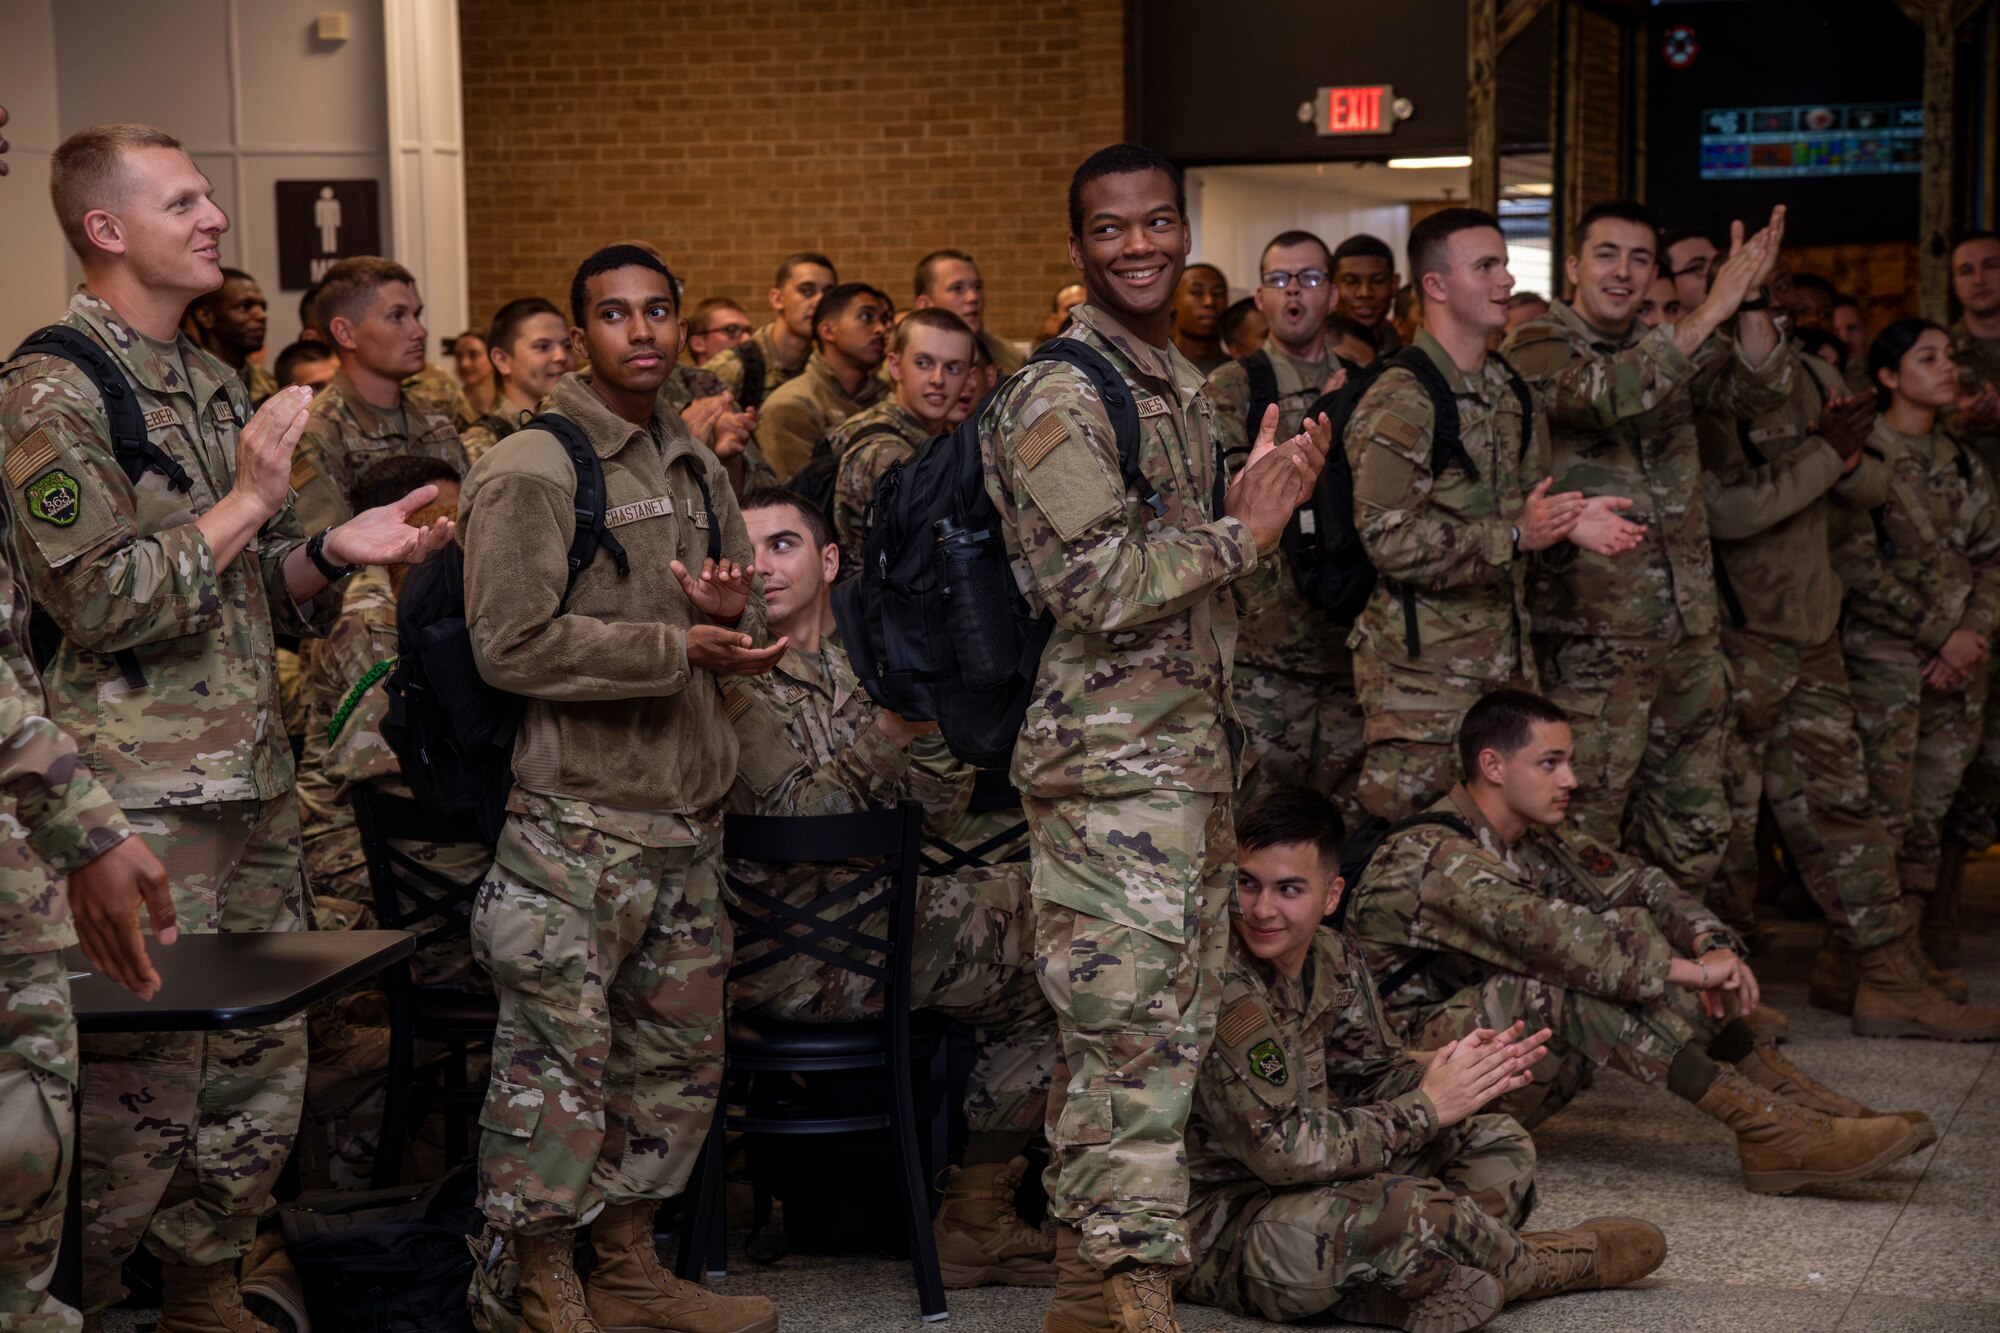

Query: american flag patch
[[5, 428, 59, 487]]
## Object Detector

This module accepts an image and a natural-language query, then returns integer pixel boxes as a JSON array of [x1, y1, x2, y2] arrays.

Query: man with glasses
[[685, 296, 753, 367], [1206, 232, 1365, 821], [1663, 229, 1721, 321]]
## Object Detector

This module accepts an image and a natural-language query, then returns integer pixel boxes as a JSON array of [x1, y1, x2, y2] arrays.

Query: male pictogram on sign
[[275, 179, 380, 289]]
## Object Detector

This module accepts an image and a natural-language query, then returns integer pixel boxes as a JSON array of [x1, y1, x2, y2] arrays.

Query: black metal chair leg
[[373, 962, 416, 1188], [927, 1044, 951, 1217], [703, 1117, 728, 1279], [893, 1056, 948, 1319], [675, 1116, 721, 1281]]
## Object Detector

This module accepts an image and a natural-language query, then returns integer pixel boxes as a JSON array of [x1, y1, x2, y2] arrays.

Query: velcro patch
[[1215, 1000, 1264, 1050], [1374, 413, 1424, 451], [289, 458, 318, 489], [419, 425, 457, 445], [5, 428, 59, 488], [1246, 1038, 1289, 1087], [1136, 396, 1170, 420], [1577, 843, 1618, 876], [1018, 414, 1070, 471], [606, 496, 673, 528], [24, 469, 82, 527], [721, 687, 751, 722], [143, 407, 178, 430]]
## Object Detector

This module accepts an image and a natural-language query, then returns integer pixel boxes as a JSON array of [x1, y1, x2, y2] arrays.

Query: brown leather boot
[[588, 1201, 776, 1333], [1854, 939, 2000, 1040], [1734, 1042, 1937, 1148], [157, 1260, 282, 1333], [1042, 1226, 1217, 1333], [934, 1156, 1056, 1288], [516, 1229, 605, 1333], [1902, 927, 1970, 1003], [1103, 1263, 1212, 1333], [1742, 1003, 1789, 1045], [1509, 1217, 1666, 1300], [1695, 1065, 1922, 1193], [1808, 933, 1858, 1015], [1330, 1263, 1505, 1332]]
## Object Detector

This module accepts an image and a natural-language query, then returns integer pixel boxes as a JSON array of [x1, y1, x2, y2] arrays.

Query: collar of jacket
[[1549, 296, 1647, 355], [1445, 782, 1523, 864], [550, 369, 700, 462], [325, 368, 411, 440], [1228, 926, 1350, 1033], [67, 288, 233, 406], [1067, 301, 1204, 398]]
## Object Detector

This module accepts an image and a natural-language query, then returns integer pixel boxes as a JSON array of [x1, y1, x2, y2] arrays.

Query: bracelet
[[1698, 961, 1710, 987]]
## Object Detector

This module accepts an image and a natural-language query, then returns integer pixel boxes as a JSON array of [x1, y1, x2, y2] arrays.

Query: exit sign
[[1314, 84, 1398, 136]]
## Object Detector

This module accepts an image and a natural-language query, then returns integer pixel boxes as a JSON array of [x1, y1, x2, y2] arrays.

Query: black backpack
[[786, 419, 905, 535], [7, 325, 229, 691], [280, 1165, 483, 1333], [831, 339, 1158, 769], [733, 338, 770, 411], [1329, 809, 1473, 997], [1284, 345, 1533, 656], [381, 413, 720, 841]]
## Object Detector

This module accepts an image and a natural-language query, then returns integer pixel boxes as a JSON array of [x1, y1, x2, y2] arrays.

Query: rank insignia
[[1578, 844, 1617, 876], [1246, 1038, 1288, 1086], [25, 469, 81, 527]]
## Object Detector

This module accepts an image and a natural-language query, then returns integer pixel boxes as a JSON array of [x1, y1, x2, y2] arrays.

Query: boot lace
[[1528, 1237, 1597, 1293], [539, 1246, 599, 1325], [1119, 1266, 1180, 1333], [1717, 1067, 1831, 1129]]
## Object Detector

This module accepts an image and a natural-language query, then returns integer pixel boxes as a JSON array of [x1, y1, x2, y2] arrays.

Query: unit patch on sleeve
[[24, 469, 82, 526], [1245, 1038, 1289, 1087]]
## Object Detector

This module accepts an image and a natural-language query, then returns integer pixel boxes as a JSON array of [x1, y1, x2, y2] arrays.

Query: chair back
[[350, 783, 487, 958], [722, 800, 925, 1021], [921, 768, 1028, 875]]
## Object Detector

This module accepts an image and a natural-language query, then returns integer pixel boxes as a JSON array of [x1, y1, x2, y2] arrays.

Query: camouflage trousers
[[1025, 789, 1233, 1273], [0, 951, 79, 1333], [472, 810, 728, 1235], [1945, 663, 2000, 854], [1717, 630, 1904, 951], [727, 863, 1054, 1136], [1352, 649, 1508, 822], [1408, 971, 1711, 1131], [1536, 631, 1732, 898], [80, 797, 309, 1310], [1179, 1113, 1534, 1322], [1233, 665, 1366, 831], [1843, 625, 1990, 904]]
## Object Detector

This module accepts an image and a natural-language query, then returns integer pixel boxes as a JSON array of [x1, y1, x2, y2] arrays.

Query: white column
[[382, 0, 469, 338]]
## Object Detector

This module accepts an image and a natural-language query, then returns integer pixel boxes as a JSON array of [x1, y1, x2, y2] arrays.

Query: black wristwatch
[[1738, 287, 1772, 312], [306, 527, 359, 582]]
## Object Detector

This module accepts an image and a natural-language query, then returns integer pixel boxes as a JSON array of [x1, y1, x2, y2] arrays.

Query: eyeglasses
[[1260, 269, 1329, 290], [696, 323, 753, 340]]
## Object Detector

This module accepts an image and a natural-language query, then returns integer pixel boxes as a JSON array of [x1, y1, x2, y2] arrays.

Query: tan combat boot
[[1330, 1263, 1505, 1333], [1808, 932, 1858, 1015], [1854, 938, 2000, 1040], [1734, 1042, 1937, 1148], [515, 1229, 606, 1333], [1902, 927, 1970, 1003], [1508, 1217, 1666, 1301], [157, 1260, 282, 1333], [1043, 1226, 1217, 1333], [1742, 1003, 1789, 1045], [587, 1201, 776, 1333], [1695, 1065, 1922, 1193], [934, 1156, 1056, 1287]]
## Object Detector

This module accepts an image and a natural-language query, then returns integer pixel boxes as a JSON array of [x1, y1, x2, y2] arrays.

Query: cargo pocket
[[476, 1076, 544, 1143], [0, 1058, 71, 1225], [1052, 1086, 1114, 1151], [470, 818, 609, 1005], [1030, 795, 1207, 946]]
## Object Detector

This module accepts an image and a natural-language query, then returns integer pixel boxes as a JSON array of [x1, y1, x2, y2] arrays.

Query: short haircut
[[1574, 200, 1660, 255], [1393, 283, 1422, 317], [1331, 234, 1395, 268], [1220, 297, 1261, 345], [810, 282, 890, 342], [1796, 326, 1847, 370], [1868, 317, 1945, 409], [1790, 272, 1838, 301], [891, 307, 975, 356], [1068, 143, 1184, 237], [1952, 230, 1999, 259], [1832, 293, 1861, 312], [915, 248, 977, 298], [1407, 207, 1502, 280], [569, 244, 678, 327], [351, 453, 461, 516], [486, 297, 565, 358], [1261, 229, 1333, 272], [298, 281, 325, 336], [49, 123, 185, 257], [1326, 313, 1377, 349], [689, 296, 748, 331], [1236, 786, 1346, 865], [273, 339, 336, 386], [1458, 688, 1570, 775], [1659, 228, 1717, 266], [741, 484, 834, 551], [1507, 291, 1547, 309], [316, 256, 419, 333], [775, 251, 838, 289], [190, 267, 259, 318]]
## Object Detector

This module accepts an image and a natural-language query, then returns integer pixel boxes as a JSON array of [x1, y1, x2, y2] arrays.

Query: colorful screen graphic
[[1698, 103, 1922, 180]]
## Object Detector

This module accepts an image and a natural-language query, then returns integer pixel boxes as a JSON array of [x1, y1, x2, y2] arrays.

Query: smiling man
[[983, 142, 1331, 1333], [1333, 234, 1404, 354], [478, 296, 572, 440], [1503, 201, 1791, 901]]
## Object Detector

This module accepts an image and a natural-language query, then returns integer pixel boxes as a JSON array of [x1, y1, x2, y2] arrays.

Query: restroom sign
[[275, 179, 381, 290]]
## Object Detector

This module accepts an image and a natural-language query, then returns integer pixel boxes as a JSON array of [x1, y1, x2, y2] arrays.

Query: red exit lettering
[[1325, 85, 1385, 134]]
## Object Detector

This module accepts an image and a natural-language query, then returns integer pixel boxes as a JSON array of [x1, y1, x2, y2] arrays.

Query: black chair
[[920, 767, 1030, 876], [677, 800, 948, 1321], [350, 782, 498, 1187]]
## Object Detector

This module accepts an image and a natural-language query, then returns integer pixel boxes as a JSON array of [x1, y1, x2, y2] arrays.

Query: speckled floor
[[104, 863, 2000, 1333]]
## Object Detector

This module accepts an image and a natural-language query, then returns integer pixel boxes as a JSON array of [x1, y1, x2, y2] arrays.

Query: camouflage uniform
[[1180, 928, 1535, 1323], [830, 399, 934, 569], [1943, 326, 2000, 854], [292, 368, 473, 533], [979, 328, 1026, 381], [0, 291, 340, 1309], [660, 363, 779, 499], [706, 323, 808, 406], [0, 537, 135, 1333], [240, 361, 280, 410], [982, 301, 1255, 1273], [1699, 351, 1905, 949], [1831, 418, 2000, 910], [1505, 305, 1792, 896], [1347, 786, 1739, 1129], [755, 350, 889, 482], [459, 372, 765, 1233], [723, 635, 1054, 1138], [1205, 346, 1364, 825], [1346, 331, 1550, 821]]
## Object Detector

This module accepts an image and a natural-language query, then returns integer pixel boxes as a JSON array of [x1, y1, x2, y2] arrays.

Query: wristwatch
[[1510, 524, 1521, 548], [1738, 287, 1772, 312], [306, 527, 359, 582]]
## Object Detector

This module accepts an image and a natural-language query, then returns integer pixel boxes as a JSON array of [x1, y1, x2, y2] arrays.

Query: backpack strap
[[734, 340, 768, 411], [9, 325, 194, 492], [1239, 348, 1279, 444], [686, 458, 724, 564], [1026, 340, 1161, 517], [527, 413, 629, 611], [1368, 346, 1469, 659]]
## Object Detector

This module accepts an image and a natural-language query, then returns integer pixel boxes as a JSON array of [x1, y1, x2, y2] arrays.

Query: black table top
[[64, 929, 415, 1033]]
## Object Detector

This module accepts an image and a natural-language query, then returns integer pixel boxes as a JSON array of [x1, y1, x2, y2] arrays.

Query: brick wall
[[460, 0, 1126, 346]]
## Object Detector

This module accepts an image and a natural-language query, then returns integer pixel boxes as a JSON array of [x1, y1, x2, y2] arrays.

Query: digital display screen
[[1697, 102, 1923, 180]]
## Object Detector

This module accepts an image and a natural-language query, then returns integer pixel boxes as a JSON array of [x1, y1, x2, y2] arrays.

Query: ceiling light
[[1387, 155, 1473, 170], [1505, 181, 1554, 197]]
